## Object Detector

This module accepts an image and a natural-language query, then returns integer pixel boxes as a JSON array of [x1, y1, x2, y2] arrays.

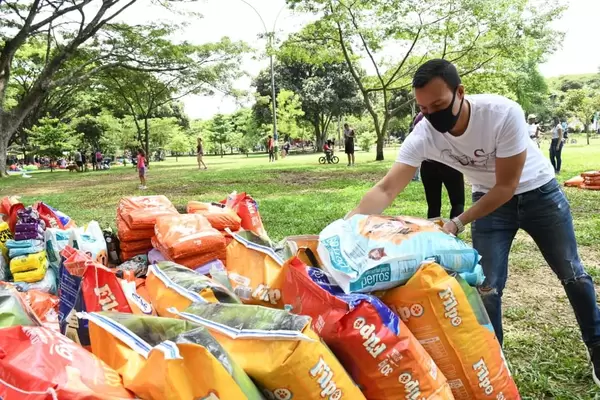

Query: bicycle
[[319, 154, 339, 164]]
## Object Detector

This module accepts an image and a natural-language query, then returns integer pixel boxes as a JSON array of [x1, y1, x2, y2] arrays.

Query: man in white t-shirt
[[346, 59, 600, 386]]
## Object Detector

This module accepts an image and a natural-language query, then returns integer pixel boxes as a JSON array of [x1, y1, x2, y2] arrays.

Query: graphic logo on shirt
[[440, 148, 496, 169]]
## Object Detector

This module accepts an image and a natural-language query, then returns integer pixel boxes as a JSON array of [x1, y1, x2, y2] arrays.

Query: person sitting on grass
[[137, 148, 147, 190]]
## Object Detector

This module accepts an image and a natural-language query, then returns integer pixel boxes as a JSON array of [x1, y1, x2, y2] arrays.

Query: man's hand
[[345, 162, 416, 219], [443, 220, 458, 236]]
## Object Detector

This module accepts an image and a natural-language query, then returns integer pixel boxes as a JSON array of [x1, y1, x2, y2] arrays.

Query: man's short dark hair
[[412, 59, 461, 90]]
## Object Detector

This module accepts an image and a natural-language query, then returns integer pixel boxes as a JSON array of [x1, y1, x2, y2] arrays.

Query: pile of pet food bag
[[0, 193, 522, 400], [564, 170, 600, 190]]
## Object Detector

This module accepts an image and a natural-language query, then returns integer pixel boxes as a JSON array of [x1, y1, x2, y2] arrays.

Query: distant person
[[527, 114, 540, 147], [74, 150, 82, 172], [323, 140, 333, 163], [282, 140, 290, 158], [343, 123, 356, 166], [562, 120, 569, 139], [550, 117, 565, 174], [81, 152, 88, 172], [267, 135, 275, 162], [90, 151, 96, 171], [95, 150, 103, 170], [137, 148, 147, 190], [197, 137, 207, 170]]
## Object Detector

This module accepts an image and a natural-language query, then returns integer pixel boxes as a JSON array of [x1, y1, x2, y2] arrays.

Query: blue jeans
[[472, 178, 600, 348]]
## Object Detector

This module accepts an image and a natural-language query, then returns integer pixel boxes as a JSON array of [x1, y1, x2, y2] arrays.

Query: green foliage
[[167, 131, 192, 161], [253, 59, 364, 147], [274, 90, 305, 140], [358, 131, 376, 152], [208, 114, 233, 157], [285, 0, 565, 160], [27, 116, 79, 161]]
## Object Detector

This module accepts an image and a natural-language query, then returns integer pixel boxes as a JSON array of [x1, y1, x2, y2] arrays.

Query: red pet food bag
[[222, 192, 268, 239], [282, 257, 454, 399], [0, 325, 133, 399]]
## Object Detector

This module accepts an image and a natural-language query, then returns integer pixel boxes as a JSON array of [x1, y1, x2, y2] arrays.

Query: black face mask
[[424, 89, 464, 133]]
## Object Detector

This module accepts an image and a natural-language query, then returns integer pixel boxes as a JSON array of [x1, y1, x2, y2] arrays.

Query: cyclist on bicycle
[[323, 140, 334, 163]]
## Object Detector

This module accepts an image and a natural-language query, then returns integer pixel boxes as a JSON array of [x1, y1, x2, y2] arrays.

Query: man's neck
[[449, 99, 471, 137]]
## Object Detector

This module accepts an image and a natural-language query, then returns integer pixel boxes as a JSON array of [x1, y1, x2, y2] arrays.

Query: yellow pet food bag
[[146, 262, 240, 317], [177, 303, 366, 400], [9, 250, 47, 274], [225, 231, 285, 308], [0, 222, 11, 261], [379, 262, 520, 400], [85, 311, 263, 400]]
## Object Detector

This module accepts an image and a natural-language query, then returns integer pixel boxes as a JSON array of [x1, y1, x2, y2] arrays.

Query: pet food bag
[[282, 257, 454, 399], [187, 201, 242, 231], [59, 247, 132, 348], [379, 262, 520, 400], [14, 267, 58, 295], [0, 325, 133, 399], [120, 238, 153, 254], [225, 230, 285, 308], [45, 228, 72, 273], [117, 214, 155, 242], [154, 214, 227, 263], [146, 262, 240, 317], [0, 255, 9, 281], [318, 215, 484, 293], [282, 235, 324, 267], [70, 221, 109, 266], [223, 191, 269, 239], [19, 289, 60, 332], [6, 238, 45, 258], [33, 201, 76, 229], [0, 283, 41, 328], [118, 195, 178, 230], [85, 312, 263, 400], [177, 303, 367, 400], [0, 221, 13, 261], [10, 250, 48, 283], [119, 279, 156, 316]]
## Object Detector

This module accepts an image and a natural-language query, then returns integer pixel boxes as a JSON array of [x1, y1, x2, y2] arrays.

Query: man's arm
[[346, 162, 417, 219], [452, 151, 526, 229]]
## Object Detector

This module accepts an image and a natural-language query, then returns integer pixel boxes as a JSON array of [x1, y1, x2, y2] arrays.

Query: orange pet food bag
[[379, 262, 520, 400]]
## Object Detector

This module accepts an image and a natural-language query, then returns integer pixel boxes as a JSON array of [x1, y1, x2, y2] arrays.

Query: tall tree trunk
[[313, 119, 326, 151], [0, 132, 8, 177], [143, 116, 151, 168], [375, 116, 390, 162]]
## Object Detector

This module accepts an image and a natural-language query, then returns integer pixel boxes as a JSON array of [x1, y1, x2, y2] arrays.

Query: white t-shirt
[[397, 94, 555, 194], [528, 123, 538, 138], [552, 124, 562, 139]]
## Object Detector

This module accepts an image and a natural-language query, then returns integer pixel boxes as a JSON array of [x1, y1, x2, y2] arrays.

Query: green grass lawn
[[2, 140, 600, 399]]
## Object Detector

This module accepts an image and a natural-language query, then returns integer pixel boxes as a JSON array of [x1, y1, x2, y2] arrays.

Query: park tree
[[271, 89, 305, 141], [97, 35, 247, 157], [0, 0, 173, 176], [167, 130, 192, 161], [254, 59, 364, 148], [286, 0, 564, 160], [559, 89, 600, 145], [27, 116, 78, 170], [208, 113, 233, 157]]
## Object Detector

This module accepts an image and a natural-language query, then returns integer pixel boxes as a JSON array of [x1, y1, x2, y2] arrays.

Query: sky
[[118, 0, 600, 120]]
